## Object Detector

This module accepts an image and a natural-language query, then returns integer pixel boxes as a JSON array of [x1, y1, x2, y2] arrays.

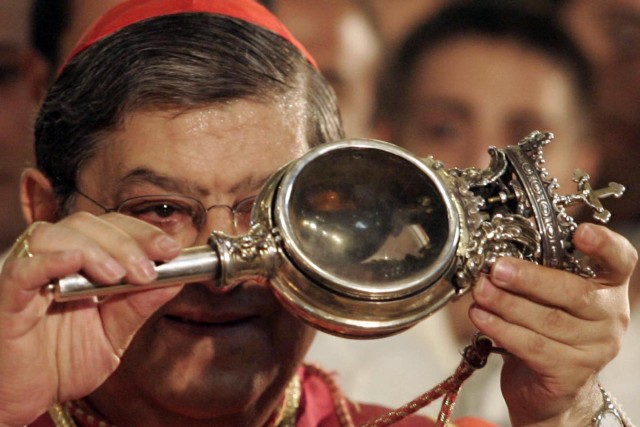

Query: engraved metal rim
[[273, 138, 461, 300], [504, 143, 564, 269]]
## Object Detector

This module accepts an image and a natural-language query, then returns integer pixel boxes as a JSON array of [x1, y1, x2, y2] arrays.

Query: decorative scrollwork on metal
[[447, 130, 625, 282], [455, 214, 541, 288], [209, 224, 280, 284]]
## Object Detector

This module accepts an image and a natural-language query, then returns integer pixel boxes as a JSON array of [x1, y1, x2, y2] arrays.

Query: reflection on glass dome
[[287, 147, 450, 288]]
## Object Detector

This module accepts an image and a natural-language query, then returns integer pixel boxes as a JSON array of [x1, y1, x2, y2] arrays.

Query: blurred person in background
[[556, 0, 640, 419], [558, 0, 640, 228], [0, 0, 48, 263], [1, 0, 126, 263], [307, 3, 600, 424], [31, 0, 126, 72], [377, 1, 598, 189], [269, 0, 383, 138]]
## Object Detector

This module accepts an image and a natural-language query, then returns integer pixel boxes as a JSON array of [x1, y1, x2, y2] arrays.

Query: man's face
[[0, 1, 34, 249], [275, 0, 380, 138], [563, 0, 640, 125], [75, 100, 316, 424], [395, 36, 592, 190]]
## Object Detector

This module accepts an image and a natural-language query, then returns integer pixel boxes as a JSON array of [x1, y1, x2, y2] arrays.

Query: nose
[[192, 207, 237, 246], [465, 125, 509, 168], [467, 144, 492, 169], [191, 208, 240, 293]]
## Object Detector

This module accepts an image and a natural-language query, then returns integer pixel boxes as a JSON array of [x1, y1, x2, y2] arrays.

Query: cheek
[[272, 308, 316, 365]]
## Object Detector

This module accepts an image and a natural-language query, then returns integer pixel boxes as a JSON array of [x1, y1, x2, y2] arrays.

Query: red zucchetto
[[61, 0, 316, 71]]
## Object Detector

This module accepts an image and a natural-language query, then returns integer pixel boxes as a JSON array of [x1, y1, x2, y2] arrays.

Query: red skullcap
[[61, 0, 317, 71]]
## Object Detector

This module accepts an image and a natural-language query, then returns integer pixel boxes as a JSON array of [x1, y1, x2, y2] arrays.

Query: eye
[[424, 123, 461, 141], [407, 112, 466, 147], [120, 197, 200, 232]]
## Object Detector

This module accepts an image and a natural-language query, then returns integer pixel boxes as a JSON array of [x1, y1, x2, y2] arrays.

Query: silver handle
[[48, 246, 219, 301]]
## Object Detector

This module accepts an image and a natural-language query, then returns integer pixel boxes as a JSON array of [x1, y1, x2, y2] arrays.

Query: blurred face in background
[[0, 1, 42, 250], [274, 0, 381, 137], [393, 36, 597, 191], [561, 0, 640, 223], [562, 0, 640, 125]]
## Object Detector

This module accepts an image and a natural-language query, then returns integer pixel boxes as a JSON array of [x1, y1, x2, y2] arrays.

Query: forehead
[[82, 100, 310, 195], [0, 1, 30, 47], [410, 36, 579, 102]]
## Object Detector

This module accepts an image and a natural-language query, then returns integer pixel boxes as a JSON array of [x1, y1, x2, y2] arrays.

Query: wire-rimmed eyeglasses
[[75, 188, 256, 243]]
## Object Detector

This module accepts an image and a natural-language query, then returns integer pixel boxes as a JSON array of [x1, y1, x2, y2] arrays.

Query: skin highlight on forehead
[[77, 99, 309, 208]]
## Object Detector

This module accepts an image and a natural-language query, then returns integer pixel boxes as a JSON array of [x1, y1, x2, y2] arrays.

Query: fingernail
[[135, 257, 157, 281], [101, 258, 127, 281], [579, 224, 599, 249], [155, 235, 180, 253], [470, 307, 492, 323], [476, 276, 496, 299], [492, 259, 515, 286]]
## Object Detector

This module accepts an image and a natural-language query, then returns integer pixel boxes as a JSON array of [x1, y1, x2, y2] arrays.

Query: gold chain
[[48, 404, 78, 427], [272, 372, 303, 427], [47, 373, 302, 427]]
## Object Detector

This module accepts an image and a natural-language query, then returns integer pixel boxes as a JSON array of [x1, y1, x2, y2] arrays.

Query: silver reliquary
[[50, 131, 624, 338]]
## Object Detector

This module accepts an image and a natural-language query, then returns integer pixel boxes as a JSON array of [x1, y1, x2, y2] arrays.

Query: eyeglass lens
[[117, 195, 255, 243]]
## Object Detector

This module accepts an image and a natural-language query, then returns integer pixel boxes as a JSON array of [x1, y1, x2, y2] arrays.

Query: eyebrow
[[114, 168, 271, 199], [409, 97, 472, 119]]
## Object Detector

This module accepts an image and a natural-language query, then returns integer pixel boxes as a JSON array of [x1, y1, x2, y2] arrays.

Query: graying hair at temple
[[34, 12, 344, 214]]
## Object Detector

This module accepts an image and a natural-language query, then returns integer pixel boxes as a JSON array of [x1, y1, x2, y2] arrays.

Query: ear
[[20, 168, 60, 224]]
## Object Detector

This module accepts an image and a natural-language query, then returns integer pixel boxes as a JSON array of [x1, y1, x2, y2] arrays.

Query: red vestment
[[29, 365, 498, 427]]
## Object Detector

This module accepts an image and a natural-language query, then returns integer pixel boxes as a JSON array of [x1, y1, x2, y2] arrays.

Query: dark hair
[[376, 1, 593, 125], [34, 13, 343, 210], [30, 0, 70, 70]]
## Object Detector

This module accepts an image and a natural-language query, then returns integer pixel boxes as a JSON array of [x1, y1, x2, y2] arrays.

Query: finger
[[59, 212, 182, 282], [0, 251, 83, 334], [573, 223, 638, 286], [471, 276, 617, 347], [84, 213, 183, 262], [21, 220, 129, 285], [468, 299, 614, 379], [487, 257, 614, 320], [28, 214, 180, 285], [1, 250, 84, 294]]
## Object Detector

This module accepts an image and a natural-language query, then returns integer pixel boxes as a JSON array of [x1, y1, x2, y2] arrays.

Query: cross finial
[[554, 169, 625, 223]]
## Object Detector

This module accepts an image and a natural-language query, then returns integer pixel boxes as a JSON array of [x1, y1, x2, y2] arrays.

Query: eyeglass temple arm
[[47, 226, 281, 302]]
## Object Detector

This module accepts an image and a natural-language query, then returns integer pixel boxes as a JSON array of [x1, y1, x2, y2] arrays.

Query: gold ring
[[11, 221, 47, 259]]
